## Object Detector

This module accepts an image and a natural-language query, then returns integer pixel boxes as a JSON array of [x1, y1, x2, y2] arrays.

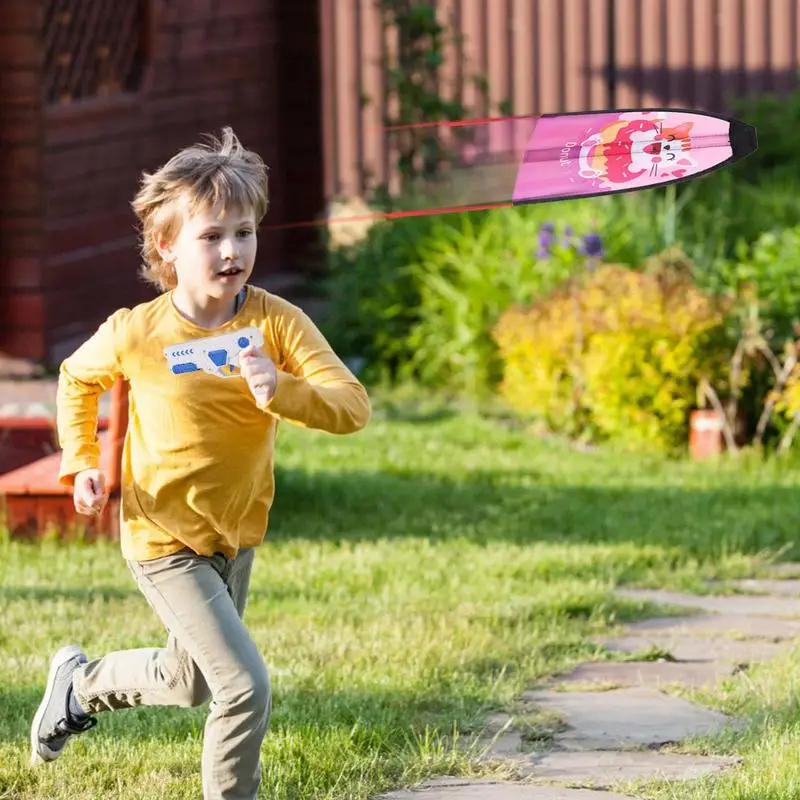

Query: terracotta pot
[[689, 409, 723, 460]]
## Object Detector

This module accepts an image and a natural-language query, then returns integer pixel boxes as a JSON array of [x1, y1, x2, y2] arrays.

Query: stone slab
[[769, 563, 800, 579], [551, 659, 735, 689], [477, 714, 524, 759], [623, 613, 800, 641], [522, 687, 736, 750], [525, 750, 740, 785], [728, 579, 800, 597], [377, 779, 637, 799], [615, 588, 800, 618], [599, 634, 790, 664]]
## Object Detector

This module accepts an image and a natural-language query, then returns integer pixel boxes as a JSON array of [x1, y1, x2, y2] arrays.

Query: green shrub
[[728, 90, 800, 181], [322, 202, 610, 391], [401, 211, 603, 395], [320, 97, 800, 394], [492, 263, 733, 451], [700, 225, 800, 345], [662, 89, 800, 270], [321, 212, 432, 385]]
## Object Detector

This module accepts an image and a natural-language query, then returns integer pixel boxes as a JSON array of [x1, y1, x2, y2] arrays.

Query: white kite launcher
[[163, 327, 268, 401]]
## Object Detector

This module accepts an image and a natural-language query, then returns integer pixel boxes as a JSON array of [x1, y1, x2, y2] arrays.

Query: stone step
[[377, 779, 640, 799]]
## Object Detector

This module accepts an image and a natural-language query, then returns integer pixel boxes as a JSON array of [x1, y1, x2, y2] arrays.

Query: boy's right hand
[[73, 469, 108, 516]]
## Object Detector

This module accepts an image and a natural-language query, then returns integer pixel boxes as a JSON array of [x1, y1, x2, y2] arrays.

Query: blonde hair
[[131, 127, 270, 292]]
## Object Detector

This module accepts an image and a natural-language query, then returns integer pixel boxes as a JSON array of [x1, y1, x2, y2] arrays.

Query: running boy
[[30, 128, 371, 800]]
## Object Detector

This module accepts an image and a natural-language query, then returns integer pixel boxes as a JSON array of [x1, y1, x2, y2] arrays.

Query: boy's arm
[[56, 309, 128, 486], [264, 304, 371, 434]]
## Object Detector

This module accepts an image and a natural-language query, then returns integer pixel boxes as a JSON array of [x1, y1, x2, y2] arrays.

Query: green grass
[[1, 397, 800, 799]]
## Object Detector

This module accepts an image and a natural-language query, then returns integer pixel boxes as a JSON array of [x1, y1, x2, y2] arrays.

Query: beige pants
[[72, 547, 271, 800]]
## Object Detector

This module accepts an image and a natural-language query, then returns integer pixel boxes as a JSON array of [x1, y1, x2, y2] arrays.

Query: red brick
[[0, 33, 39, 68], [157, 0, 192, 25], [178, 22, 206, 58], [174, 0, 215, 19], [0, 179, 40, 214], [45, 212, 133, 256], [0, 68, 40, 102], [5, 144, 39, 182], [0, 289, 44, 326], [177, 17, 274, 59], [0, 106, 39, 144], [0, 255, 42, 288], [0, 324, 45, 361], [169, 52, 262, 88], [46, 278, 154, 336], [0, 2, 42, 30], [44, 170, 139, 220], [152, 25, 182, 56], [43, 99, 141, 145], [210, 0, 264, 17], [0, 226, 41, 254], [43, 138, 136, 184], [45, 237, 139, 293]]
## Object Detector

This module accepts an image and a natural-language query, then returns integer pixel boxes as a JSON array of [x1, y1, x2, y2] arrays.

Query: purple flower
[[582, 232, 604, 258], [536, 222, 555, 259], [561, 224, 575, 249]]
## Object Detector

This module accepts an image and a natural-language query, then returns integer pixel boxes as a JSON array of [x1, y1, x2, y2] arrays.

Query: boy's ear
[[153, 231, 176, 263]]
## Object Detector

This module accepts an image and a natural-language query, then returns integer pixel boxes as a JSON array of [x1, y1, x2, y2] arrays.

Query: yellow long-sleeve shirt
[[56, 285, 371, 561]]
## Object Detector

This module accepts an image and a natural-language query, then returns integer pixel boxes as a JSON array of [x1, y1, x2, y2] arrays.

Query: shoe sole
[[30, 644, 84, 767]]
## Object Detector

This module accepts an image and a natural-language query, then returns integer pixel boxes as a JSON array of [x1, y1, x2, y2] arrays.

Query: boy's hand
[[73, 469, 108, 516], [239, 344, 277, 408]]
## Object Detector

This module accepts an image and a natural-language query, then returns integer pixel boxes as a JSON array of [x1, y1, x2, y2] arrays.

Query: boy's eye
[[237, 229, 253, 238], [202, 233, 220, 241]]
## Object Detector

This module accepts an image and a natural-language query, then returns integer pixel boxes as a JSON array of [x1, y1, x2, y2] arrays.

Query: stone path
[[377, 564, 800, 799], [0, 378, 114, 419]]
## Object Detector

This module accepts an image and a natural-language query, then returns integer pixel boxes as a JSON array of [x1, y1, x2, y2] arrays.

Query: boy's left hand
[[239, 344, 277, 408]]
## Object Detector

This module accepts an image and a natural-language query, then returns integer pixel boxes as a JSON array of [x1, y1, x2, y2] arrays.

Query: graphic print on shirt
[[163, 327, 264, 379]]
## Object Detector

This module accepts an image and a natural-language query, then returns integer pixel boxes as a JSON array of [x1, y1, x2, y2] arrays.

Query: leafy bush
[[321, 211, 433, 384], [673, 170, 800, 269], [728, 90, 800, 181], [321, 94, 800, 394], [401, 212, 606, 395], [776, 357, 800, 451], [659, 89, 800, 271], [493, 262, 733, 451], [322, 203, 609, 391], [701, 225, 800, 346]]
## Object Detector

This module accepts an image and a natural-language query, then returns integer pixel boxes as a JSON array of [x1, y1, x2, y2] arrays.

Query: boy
[[29, 128, 371, 800]]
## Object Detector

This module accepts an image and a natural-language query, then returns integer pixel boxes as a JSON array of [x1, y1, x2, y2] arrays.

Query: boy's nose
[[220, 239, 237, 260]]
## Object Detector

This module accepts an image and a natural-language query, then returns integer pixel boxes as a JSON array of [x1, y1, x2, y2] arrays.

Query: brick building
[[3, 0, 799, 369], [0, 0, 324, 367]]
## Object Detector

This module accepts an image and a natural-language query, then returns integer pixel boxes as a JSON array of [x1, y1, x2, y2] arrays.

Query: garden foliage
[[492, 263, 732, 451], [319, 76, 800, 453]]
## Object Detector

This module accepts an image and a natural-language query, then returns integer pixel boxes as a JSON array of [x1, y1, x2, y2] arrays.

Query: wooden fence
[[320, 0, 800, 199]]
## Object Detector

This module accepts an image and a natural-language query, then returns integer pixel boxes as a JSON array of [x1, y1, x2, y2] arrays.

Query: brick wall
[[275, 0, 325, 270], [0, 0, 325, 367], [0, 2, 44, 361]]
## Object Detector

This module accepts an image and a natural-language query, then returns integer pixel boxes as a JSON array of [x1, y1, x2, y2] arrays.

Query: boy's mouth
[[217, 266, 244, 277]]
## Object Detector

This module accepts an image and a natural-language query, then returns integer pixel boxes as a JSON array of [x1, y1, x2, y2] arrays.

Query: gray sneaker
[[30, 645, 97, 766]]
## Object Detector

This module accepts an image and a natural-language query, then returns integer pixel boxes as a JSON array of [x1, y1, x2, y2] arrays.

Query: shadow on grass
[[269, 466, 800, 560], [0, 677, 498, 752], [0, 586, 137, 602]]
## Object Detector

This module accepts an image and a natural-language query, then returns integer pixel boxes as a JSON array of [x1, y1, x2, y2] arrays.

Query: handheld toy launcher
[[163, 327, 269, 400]]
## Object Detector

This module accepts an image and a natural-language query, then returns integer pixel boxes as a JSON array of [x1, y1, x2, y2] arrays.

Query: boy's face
[[160, 201, 258, 300]]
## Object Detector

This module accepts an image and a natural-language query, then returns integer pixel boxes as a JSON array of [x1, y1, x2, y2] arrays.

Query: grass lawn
[[2, 396, 800, 799]]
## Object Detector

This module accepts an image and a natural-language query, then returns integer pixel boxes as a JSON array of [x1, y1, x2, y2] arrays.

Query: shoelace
[[45, 714, 98, 741]]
